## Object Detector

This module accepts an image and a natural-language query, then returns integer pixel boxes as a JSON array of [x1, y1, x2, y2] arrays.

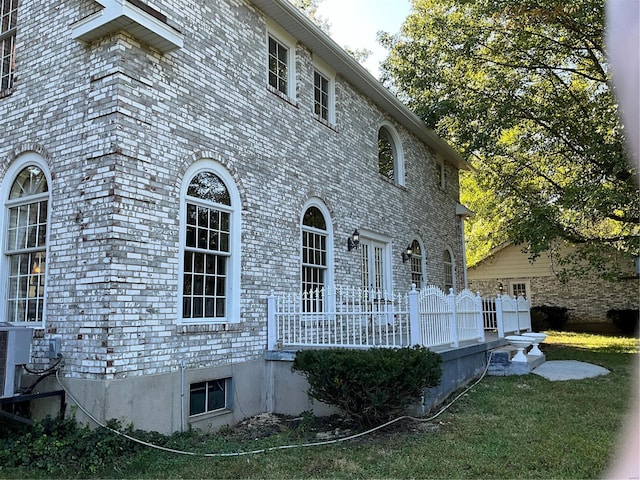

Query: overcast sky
[[315, 0, 412, 78]]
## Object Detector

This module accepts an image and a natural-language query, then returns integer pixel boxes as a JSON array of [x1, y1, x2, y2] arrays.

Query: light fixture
[[401, 244, 413, 263], [498, 282, 504, 294], [347, 229, 360, 251]]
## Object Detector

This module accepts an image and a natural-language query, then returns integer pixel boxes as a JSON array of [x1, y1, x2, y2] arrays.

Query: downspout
[[180, 359, 186, 432]]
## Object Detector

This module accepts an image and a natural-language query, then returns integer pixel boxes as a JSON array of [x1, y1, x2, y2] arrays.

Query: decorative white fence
[[267, 285, 531, 350]]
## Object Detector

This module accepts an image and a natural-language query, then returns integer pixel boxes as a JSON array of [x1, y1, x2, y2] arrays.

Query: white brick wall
[[2, 0, 465, 381]]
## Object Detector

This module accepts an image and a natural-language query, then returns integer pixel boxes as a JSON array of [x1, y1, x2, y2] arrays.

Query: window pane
[[190, 383, 206, 415], [378, 128, 395, 180], [187, 172, 230, 205]]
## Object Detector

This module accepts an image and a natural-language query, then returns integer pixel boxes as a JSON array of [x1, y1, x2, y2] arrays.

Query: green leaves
[[382, 0, 638, 277]]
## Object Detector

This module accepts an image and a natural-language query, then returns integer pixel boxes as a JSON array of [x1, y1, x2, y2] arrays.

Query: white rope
[[55, 350, 493, 458]]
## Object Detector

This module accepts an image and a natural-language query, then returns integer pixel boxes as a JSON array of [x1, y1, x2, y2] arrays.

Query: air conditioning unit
[[0, 323, 33, 398]]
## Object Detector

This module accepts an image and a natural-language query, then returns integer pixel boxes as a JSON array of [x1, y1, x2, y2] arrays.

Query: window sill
[[266, 85, 298, 108], [378, 174, 407, 191], [189, 407, 232, 420], [178, 322, 240, 334], [314, 115, 337, 131], [0, 86, 16, 99]]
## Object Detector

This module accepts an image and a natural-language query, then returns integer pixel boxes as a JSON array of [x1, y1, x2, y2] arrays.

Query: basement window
[[189, 378, 232, 416]]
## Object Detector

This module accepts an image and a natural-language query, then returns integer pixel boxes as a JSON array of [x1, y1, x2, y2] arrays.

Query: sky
[[314, 0, 412, 78]]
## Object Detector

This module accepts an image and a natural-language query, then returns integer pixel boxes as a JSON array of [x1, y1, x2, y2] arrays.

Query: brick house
[[0, 0, 472, 433], [467, 243, 639, 331]]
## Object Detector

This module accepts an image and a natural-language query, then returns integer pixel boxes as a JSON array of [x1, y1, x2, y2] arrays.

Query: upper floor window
[[180, 162, 241, 324], [378, 124, 404, 186], [1, 0, 18, 93], [266, 22, 296, 101], [312, 58, 335, 125], [301, 202, 332, 312], [314, 70, 329, 120], [268, 35, 288, 95], [409, 239, 424, 288], [3, 160, 49, 325], [443, 248, 454, 293], [436, 156, 446, 189]]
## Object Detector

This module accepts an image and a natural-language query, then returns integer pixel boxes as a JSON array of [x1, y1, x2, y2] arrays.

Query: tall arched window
[[443, 248, 455, 293], [301, 201, 333, 312], [377, 124, 404, 185], [180, 162, 240, 324], [3, 163, 49, 324], [409, 239, 424, 288]]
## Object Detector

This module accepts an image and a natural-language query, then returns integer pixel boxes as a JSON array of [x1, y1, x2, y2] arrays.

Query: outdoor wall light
[[347, 229, 360, 251], [401, 244, 413, 263]]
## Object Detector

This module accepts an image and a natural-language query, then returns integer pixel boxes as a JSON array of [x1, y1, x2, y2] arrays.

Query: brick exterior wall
[[1, 0, 467, 431]]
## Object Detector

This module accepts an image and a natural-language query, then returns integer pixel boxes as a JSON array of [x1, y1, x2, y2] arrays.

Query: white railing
[[267, 285, 530, 350]]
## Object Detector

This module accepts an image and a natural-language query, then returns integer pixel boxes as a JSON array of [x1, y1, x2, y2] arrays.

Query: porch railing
[[267, 285, 531, 350]]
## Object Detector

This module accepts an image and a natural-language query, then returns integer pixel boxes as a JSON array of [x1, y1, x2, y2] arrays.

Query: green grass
[[2, 332, 638, 479]]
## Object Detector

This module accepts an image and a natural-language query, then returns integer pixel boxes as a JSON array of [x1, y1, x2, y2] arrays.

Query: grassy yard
[[1, 331, 638, 479]]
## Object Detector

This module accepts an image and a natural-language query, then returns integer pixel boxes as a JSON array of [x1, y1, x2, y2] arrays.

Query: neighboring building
[[0, 0, 472, 433], [467, 243, 639, 330]]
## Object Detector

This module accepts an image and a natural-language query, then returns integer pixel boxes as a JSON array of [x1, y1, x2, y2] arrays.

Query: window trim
[[408, 238, 426, 289], [312, 55, 336, 126], [1, 0, 18, 95], [178, 160, 241, 325], [300, 198, 334, 311], [443, 247, 455, 293], [188, 377, 233, 417], [0, 152, 52, 327], [508, 280, 531, 300], [266, 20, 297, 102], [377, 123, 405, 186]]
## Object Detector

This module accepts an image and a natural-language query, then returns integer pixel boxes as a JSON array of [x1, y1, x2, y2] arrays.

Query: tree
[[381, 0, 639, 279], [291, 0, 330, 32]]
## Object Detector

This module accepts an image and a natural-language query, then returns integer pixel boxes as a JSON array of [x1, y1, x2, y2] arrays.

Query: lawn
[[1, 331, 638, 479]]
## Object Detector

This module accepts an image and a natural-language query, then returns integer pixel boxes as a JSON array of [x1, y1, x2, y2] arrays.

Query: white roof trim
[[71, 0, 183, 53], [456, 203, 474, 217]]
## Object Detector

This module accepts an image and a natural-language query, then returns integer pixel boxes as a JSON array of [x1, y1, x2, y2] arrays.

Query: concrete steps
[[487, 345, 546, 376]]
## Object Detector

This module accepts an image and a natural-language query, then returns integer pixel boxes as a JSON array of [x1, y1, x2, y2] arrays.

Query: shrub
[[607, 309, 639, 336], [292, 346, 442, 426], [0, 416, 153, 475], [530, 305, 569, 331]]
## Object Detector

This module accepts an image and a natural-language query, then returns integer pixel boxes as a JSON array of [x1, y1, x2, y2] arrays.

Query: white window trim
[[0, 152, 52, 328], [408, 237, 426, 288], [378, 122, 405, 187], [300, 198, 335, 291], [312, 55, 336, 126], [508, 279, 531, 300], [443, 247, 456, 293], [178, 160, 241, 325], [266, 20, 297, 102], [358, 229, 393, 294]]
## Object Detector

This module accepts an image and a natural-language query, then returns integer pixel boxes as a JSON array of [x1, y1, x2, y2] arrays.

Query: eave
[[70, 0, 184, 53]]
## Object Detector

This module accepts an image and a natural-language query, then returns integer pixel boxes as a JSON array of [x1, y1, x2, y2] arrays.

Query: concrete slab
[[532, 360, 610, 381]]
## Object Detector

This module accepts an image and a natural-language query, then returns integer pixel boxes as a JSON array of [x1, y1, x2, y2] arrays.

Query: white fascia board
[[71, 0, 183, 53]]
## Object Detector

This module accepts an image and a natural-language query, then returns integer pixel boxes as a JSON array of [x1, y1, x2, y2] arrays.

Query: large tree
[[381, 0, 638, 279]]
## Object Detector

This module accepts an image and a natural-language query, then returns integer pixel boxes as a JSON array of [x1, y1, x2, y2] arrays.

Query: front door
[[360, 239, 389, 292]]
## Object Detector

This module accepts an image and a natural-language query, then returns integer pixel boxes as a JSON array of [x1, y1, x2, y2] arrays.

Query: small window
[[409, 240, 424, 288], [436, 159, 445, 189], [314, 70, 329, 120], [377, 125, 404, 185], [189, 378, 231, 416], [509, 281, 530, 299], [443, 249, 454, 293], [1, 0, 18, 93], [268, 35, 288, 95]]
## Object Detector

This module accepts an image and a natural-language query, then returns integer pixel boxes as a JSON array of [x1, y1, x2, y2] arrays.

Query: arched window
[[3, 162, 49, 324], [301, 201, 332, 312], [377, 125, 404, 185], [180, 162, 240, 323], [443, 248, 455, 293], [409, 239, 424, 288]]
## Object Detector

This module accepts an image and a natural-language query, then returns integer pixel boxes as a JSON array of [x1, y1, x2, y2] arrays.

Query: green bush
[[607, 309, 639, 336], [530, 305, 569, 331], [292, 346, 442, 426]]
